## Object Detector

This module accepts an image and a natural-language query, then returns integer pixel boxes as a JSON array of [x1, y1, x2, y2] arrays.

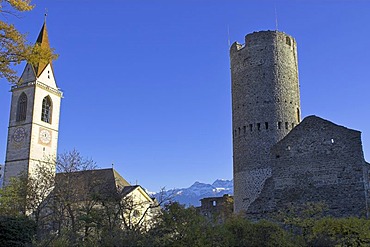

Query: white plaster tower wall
[[3, 23, 62, 184], [230, 31, 301, 213]]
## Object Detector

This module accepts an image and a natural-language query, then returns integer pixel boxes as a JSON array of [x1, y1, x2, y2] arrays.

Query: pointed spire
[[33, 20, 51, 77]]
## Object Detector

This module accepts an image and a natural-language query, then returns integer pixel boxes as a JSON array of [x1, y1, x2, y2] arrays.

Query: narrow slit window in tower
[[257, 123, 261, 131], [238, 127, 241, 135], [278, 122, 282, 129], [265, 122, 268, 130], [249, 124, 253, 132], [243, 126, 246, 134], [285, 122, 289, 130], [297, 108, 300, 122], [41, 96, 52, 123], [291, 123, 295, 128], [16, 93, 27, 122]]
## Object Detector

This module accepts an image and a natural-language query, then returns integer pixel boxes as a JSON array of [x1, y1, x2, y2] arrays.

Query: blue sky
[[0, 0, 369, 192]]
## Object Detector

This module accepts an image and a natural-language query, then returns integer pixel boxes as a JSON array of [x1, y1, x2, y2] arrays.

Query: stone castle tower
[[3, 22, 62, 185], [230, 31, 301, 213]]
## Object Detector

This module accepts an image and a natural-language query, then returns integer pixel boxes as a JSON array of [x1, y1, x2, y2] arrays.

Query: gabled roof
[[121, 185, 140, 197], [53, 168, 154, 203], [120, 185, 154, 202], [33, 21, 52, 77], [54, 168, 131, 201]]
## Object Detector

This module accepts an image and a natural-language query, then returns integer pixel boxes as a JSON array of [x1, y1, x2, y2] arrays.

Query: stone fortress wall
[[247, 116, 370, 218]]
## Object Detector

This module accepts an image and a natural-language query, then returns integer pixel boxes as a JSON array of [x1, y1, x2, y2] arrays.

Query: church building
[[2, 22, 158, 231]]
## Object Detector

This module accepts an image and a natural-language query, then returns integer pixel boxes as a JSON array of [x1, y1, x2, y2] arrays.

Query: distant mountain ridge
[[154, 179, 233, 207]]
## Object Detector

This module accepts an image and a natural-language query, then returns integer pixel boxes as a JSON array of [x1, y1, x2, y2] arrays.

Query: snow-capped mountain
[[155, 179, 233, 207]]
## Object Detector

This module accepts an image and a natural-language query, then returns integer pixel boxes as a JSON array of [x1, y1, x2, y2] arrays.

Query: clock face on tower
[[13, 127, 26, 143], [39, 129, 51, 145]]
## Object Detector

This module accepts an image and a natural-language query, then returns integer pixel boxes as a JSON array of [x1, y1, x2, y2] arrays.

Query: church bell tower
[[3, 21, 62, 185]]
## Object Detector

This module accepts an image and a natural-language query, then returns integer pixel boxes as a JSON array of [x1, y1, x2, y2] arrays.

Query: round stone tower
[[230, 31, 301, 213]]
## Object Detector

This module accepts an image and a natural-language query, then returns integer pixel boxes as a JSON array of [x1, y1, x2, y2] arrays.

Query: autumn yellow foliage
[[0, 0, 57, 84]]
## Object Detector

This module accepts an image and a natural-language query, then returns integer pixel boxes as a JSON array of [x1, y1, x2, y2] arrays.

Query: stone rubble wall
[[248, 116, 370, 219]]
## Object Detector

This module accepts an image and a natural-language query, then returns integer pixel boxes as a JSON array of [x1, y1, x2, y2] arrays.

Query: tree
[[147, 202, 211, 247], [0, 215, 36, 247], [44, 149, 162, 246], [0, 163, 56, 241], [27, 164, 56, 242], [0, 0, 57, 84], [44, 149, 98, 245], [143, 202, 304, 247], [94, 186, 165, 246], [0, 149, 164, 246], [275, 201, 329, 242], [221, 216, 302, 247], [0, 150, 96, 245], [0, 174, 28, 216], [56, 149, 97, 173], [307, 217, 370, 246]]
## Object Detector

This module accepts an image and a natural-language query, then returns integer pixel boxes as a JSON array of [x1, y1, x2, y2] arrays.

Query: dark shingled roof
[[54, 168, 131, 201]]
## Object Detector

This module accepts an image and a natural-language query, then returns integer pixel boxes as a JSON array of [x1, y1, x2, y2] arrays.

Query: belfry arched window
[[16, 93, 27, 122], [41, 96, 52, 123]]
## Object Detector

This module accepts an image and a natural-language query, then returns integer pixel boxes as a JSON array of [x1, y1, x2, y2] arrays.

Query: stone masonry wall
[[248, 116, 369, 218], [230, 31, 301, 213]]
